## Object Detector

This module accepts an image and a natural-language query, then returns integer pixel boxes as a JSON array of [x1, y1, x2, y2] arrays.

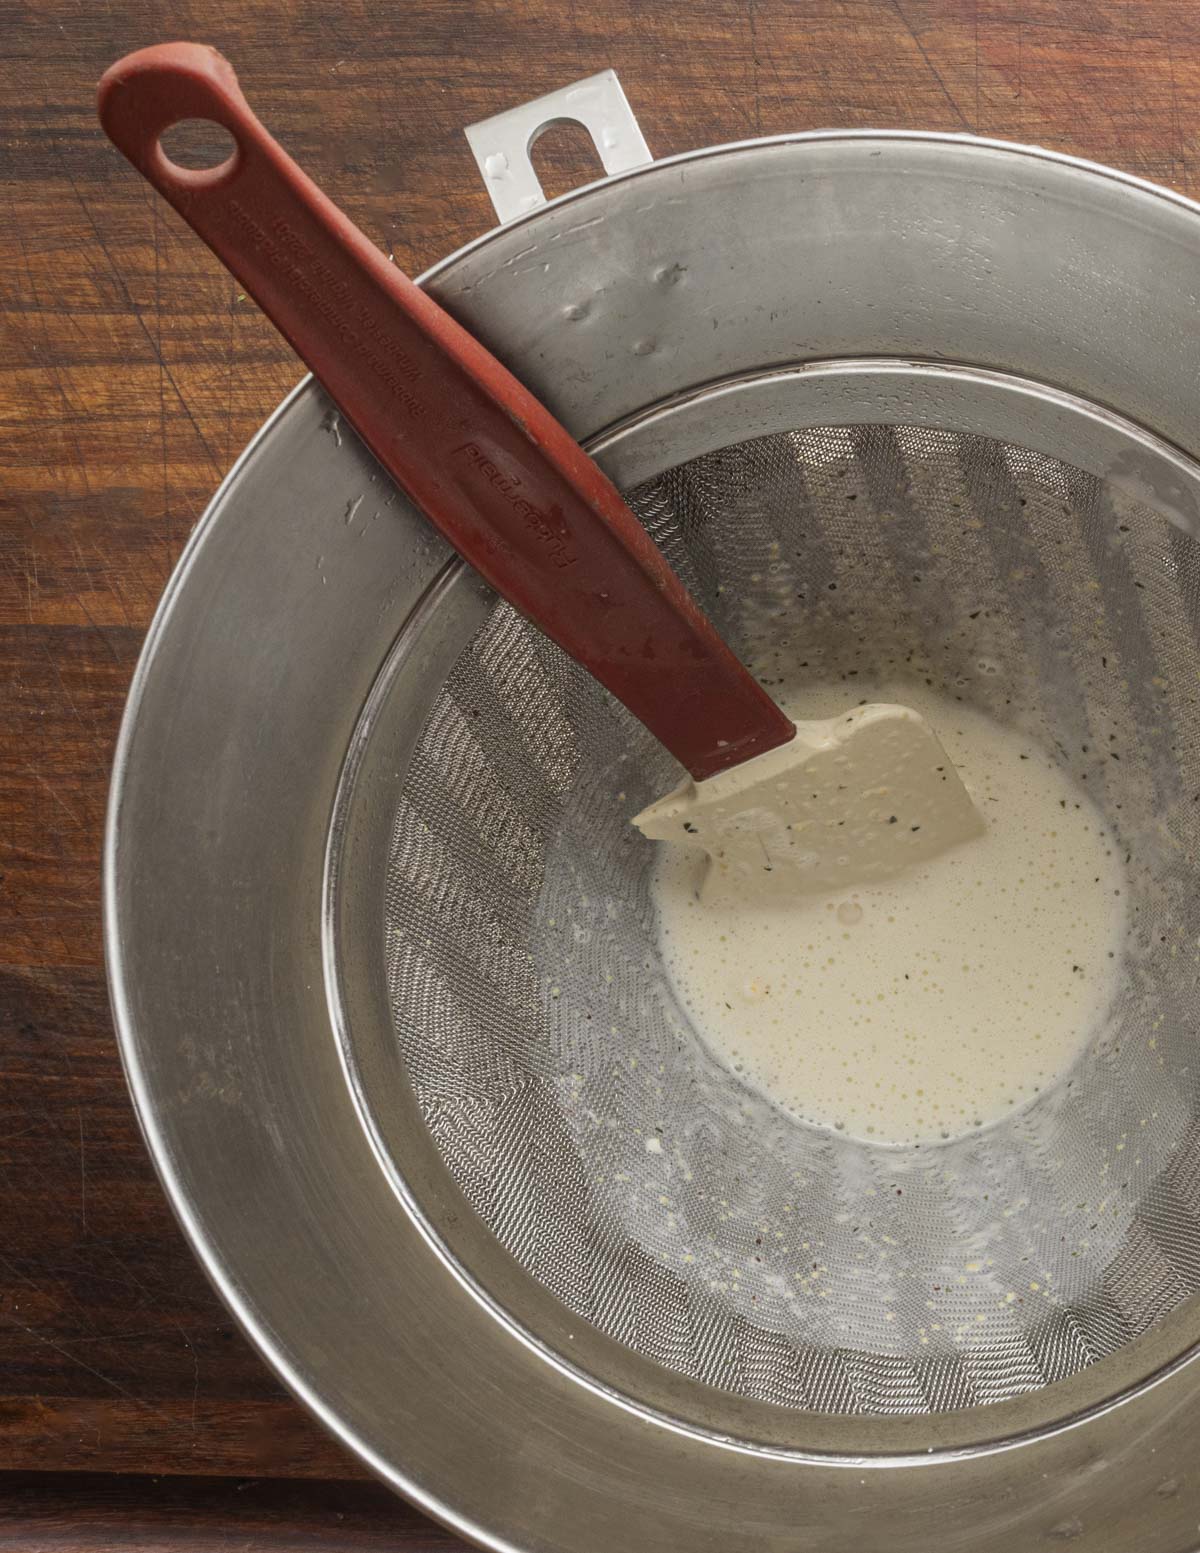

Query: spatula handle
[[97, 44, 794, 781]]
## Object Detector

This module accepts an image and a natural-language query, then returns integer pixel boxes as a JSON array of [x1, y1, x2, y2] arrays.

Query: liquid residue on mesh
[[383, 424, 1200, 1416]]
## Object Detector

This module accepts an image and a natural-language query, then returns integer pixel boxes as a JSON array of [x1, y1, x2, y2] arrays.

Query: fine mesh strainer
[[108, 71, 1200, 1553], [386, 420, 1200, 1416]]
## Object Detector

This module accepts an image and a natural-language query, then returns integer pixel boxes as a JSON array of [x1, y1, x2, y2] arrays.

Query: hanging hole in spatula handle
[[98, 43, 796, 782], [159, 118, 239, 174], [99, 43, 250, 194]]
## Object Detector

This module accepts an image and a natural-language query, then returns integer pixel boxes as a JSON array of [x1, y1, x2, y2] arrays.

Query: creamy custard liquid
[[653, 686, 1128, 1145]]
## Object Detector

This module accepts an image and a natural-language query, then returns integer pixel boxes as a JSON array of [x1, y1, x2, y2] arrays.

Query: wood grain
[[2, 0, 1199, 1520], [0, 1474, 455, 1550]]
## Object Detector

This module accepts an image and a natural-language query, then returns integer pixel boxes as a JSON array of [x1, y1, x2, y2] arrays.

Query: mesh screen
[[383, 425, 1200, 1415]]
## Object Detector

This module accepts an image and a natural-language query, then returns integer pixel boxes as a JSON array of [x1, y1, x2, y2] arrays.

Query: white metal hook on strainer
[[464, 70, 653, 222]]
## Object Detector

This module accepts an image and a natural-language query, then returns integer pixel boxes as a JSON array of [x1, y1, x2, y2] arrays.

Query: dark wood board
[[3, 0, 1199, 1541], [0, 1474, 456, 1550]]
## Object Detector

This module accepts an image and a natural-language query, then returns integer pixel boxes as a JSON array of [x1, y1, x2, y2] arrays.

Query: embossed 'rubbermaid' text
[[454, 443, 577, 568]]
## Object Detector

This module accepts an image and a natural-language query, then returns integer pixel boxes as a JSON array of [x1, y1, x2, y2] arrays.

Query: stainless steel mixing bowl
[[107, 76, 1200, 1551]]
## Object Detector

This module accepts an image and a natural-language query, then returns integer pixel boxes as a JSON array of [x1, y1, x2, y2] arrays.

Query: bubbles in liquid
[[652, 684, 1128, 1146]]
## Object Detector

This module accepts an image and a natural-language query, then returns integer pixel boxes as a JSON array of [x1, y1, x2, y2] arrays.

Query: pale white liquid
[[653, 686, 1128, 1145]]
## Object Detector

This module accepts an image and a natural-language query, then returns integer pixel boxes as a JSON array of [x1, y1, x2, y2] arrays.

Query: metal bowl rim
[[104, 127, 1200, 1546]]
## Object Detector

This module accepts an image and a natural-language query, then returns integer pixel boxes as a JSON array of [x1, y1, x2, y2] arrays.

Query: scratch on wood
[[890, 0, 973, 131], [78, 1108, 86, 1233], [54, 145, 226, 483], [974, 6, 980, 130], [26, 767, 85, 829], [748, 0, 762, 137], [12, 1322, 175, 1427], [176, 1323, 200, 1434]]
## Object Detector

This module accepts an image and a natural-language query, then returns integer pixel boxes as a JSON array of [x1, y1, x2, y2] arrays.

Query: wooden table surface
[[3, 0, 1199, 1543]]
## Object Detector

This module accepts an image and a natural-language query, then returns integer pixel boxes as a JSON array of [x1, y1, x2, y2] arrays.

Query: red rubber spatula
[[98, 43, 982, 895]]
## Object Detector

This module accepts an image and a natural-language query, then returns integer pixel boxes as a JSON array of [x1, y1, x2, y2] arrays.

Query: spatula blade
[[633, 703, 984, 900]]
